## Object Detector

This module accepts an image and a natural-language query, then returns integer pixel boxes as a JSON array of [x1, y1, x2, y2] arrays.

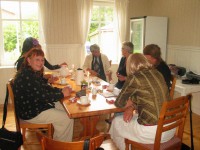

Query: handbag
[[0, 86, 23, 150]]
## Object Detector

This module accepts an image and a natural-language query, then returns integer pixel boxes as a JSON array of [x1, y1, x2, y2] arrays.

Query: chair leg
[[22, 128, 26, 143], [48, 125, 52, 138], [125, 144, 128, 150]]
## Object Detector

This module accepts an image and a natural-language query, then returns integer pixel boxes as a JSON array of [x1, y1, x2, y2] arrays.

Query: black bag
[[0, 86, 23, 150]]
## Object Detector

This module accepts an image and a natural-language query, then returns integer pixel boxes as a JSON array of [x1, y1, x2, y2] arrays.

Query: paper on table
[[101, 90, 116, 98]]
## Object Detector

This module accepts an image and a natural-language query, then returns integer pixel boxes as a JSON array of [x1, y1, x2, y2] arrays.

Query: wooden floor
[[0, 104, 200, 150]]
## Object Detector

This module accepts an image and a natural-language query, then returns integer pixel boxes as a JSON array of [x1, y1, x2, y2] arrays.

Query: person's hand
[[117, 74, 126, 81], [48, 75, 59, 83], [44, 74, 52, 80], [60, 62, 68, 66], [89, 69, 98, 76], [123, 106, 134, 123], [62, 87, 71, 97], [125, 98, 133, 108]]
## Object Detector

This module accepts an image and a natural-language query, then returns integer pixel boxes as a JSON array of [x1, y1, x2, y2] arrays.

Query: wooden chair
[[7, 79, 53, 145], [125, 94, 191, 150], [169, 75, 176, 100], [36, 131, 115, 150]]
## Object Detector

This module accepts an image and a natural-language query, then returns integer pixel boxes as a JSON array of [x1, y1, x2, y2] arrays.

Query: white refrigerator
[[130, 16, 168, 60]]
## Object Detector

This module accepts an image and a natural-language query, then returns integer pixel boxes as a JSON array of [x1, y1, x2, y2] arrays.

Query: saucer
[[77, 100, 91, 106], [59, 82, 68, 85]]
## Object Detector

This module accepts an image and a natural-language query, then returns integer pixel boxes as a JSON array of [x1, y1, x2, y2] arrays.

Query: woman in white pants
[[109, 53, 175, 150], [13, 48, 74, 142]]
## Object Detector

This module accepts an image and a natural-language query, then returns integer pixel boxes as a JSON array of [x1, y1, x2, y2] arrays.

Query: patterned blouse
[[115, 68, 170, 125], [13, 67, 64, 120]]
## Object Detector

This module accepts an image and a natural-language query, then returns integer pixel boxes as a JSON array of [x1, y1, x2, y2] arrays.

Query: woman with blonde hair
[[109, 53, 174, 150]]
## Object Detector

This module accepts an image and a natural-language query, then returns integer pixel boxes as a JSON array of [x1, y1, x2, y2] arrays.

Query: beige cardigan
[[82, 53, 111, 76]]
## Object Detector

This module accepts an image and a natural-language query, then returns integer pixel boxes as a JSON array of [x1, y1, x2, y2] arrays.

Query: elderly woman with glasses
[[115, 41, 134, 89]]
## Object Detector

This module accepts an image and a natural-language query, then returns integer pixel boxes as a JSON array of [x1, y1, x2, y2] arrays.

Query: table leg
[[79, 116, 100, 137]]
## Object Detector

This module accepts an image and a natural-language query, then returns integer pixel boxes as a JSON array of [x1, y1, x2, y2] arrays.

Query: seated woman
[[115, 41, 134, 89], [15, 37, 67, 71], [109, 53, 175, 150], [13, 48, 74, 142]]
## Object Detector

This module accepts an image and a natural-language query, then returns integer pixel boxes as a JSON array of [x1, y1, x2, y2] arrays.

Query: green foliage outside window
[[3, 23, 17, 52], [3, 21, 39, 52], [89, 6, 113, 38]]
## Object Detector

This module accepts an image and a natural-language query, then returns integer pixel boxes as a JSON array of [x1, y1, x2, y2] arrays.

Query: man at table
[[83, 44, 111, 81]]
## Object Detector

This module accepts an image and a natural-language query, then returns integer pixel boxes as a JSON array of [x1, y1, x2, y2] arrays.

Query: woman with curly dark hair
[[15, 37, 66, 70]]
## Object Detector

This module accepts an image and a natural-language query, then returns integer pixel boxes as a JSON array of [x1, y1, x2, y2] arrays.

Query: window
[[0, 0, 39, 66], [87, 1, 120, 63]]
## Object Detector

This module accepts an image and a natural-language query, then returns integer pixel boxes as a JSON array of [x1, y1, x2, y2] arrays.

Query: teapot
[[60, 65, 69, 77], [75, 68, 84, 85]]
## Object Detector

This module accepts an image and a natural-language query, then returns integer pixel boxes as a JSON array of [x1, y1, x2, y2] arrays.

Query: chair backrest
[[7, 79, 21, 132], [169, 75, 176, 99], [36, 131, 108, 150], [90, 134, 108, 149], [154, 94, 191, 150]]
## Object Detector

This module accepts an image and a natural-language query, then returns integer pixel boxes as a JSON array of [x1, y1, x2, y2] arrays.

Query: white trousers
[[109, 115, 176, 150], [26, 101, 74, 142]]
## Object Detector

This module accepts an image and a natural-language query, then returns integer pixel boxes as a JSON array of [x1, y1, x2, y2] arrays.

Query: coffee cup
[[107, 84, 114, 91], [80, 96, 89, 104]]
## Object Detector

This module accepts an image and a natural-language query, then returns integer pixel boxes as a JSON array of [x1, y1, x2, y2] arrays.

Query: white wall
[[167, 45, 200, 74]]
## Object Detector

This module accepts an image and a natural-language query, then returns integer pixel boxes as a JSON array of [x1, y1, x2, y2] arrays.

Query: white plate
[[77, 100, 91, 106], [59, 82, 68, 85]]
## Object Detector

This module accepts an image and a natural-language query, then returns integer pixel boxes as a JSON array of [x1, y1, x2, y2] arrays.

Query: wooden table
[[53, 76, 124, 137]]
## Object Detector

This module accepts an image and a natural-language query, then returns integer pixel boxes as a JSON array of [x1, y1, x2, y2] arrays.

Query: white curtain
[[115, 0, 129, 43], [38, 0, 52, 43], [75, 0, 93, 64], [76, 0, 93, 44], [38, 0, 93, 68]]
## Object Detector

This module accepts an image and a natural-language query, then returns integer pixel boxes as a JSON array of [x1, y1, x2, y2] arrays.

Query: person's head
[[90, 44, 101, 57], [126, 53, 152, 76], [121, 41, 134, 57], [22, 48, 45, 73], [143, 44, 162, 66], [21, 37, 40, 55]]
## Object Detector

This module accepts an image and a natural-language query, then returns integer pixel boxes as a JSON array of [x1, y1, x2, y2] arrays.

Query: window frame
[[0, 0, 39, 67], [87, 0, 120, 64]]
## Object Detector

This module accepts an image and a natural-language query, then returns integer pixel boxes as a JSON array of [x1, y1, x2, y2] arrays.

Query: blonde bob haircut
[[126, 53, 153, 76]]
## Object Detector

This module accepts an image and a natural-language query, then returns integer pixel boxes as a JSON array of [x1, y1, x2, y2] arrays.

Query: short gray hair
[[90, 44, 100, 52], [122, 41, 134, 53]]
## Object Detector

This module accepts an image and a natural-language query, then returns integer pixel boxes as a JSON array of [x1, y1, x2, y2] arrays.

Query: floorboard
[[0, 104, 199, 150]]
